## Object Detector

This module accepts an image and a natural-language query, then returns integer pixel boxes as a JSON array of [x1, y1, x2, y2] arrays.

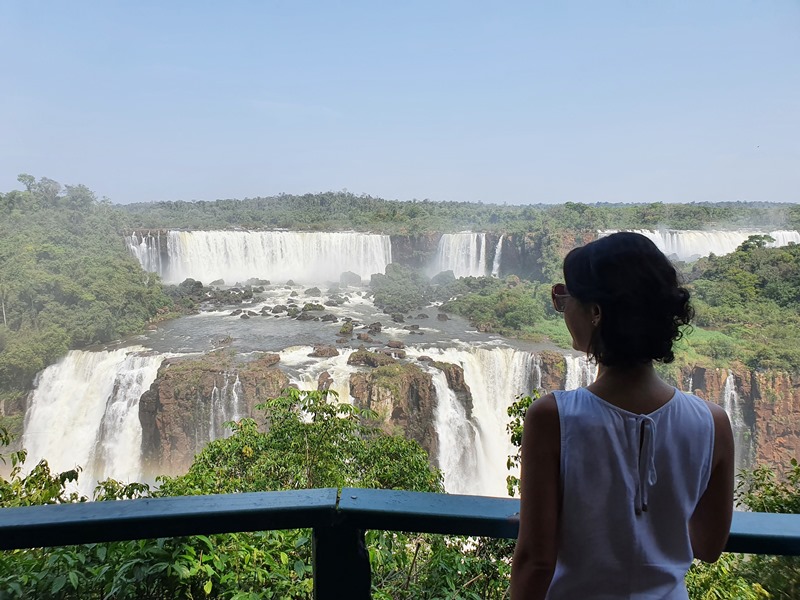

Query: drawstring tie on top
[[634, 415, 657, 515]]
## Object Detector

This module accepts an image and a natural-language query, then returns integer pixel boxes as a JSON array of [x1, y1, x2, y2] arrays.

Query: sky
[[1, 1, 798, 205]]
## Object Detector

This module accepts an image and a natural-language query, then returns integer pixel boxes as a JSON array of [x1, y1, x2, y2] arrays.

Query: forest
[[0, 175, 798, 598]]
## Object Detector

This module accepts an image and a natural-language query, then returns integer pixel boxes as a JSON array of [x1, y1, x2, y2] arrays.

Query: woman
[[511, 232, 734, 600]]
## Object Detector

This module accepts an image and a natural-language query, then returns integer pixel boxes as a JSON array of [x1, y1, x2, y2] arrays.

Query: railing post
[[313, 520, 371, 600]]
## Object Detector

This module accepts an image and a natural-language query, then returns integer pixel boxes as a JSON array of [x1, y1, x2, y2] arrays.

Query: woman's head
[[561, 232, 693, 366]]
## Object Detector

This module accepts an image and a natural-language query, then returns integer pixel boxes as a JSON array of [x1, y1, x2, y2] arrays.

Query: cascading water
[[22, 348, 164, 497], [279, 347, 357, 401], [598, 229, 800, 261], [433, 233, 488, 278], [209, 373, 245, 440], [126, 230, 392, 284], [405, 345, 537, 497], [491, 235, 504, 278], [564, 355, 596, 390], [723, 371, 752, 474], [126, 232, 163, 274]]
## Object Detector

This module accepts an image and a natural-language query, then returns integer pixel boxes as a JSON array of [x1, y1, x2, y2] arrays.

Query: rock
[[357, 333, 375, 342], [437, 313, 449, 321], [230, 309, 243, 316], [240, 313, 250, 319], [321, 314, 338, 322], [287, 307, 300, 317], [304, 287, 322, 297], [381, 348, 407, 359], [271, 305, 287, 313], [403, 325, 420, 331], [244, 278, 270, 286], [431, 270, 456, 285], [339, 321, 354, 335], [309, 346, 339, 358], [387, 340, 405, 349], [347, 349, 396, 367], [286, 280, 296, 286], [391, 314, 405, 323], [417, 356, 433, 363], [296, 312, 318, 321], [416, 313, 429, 319], [210, 279, 225, 286], [368, 322, 382, 333], [318, 371, 334, 392], [340, 271, 362, 286], [302, 303, 325, 312], [246, 310, 258, 316], [349, 362, 439, 462], [290, 291, 299, 297], [139, 353, 287, 476]]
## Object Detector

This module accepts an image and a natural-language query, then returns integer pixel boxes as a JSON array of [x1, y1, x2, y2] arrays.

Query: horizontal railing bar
[[0, 488, 339, 550], [341, 488, 800, 556], [340, 488, 520, 538], [1, 488, 799, 556], [727, 511, 800, 556]]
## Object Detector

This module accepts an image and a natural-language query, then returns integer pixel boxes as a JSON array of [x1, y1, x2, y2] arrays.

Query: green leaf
[[294, 559, 306, 578], [68, 570, 79, 589], [51, 574, 66, 594], [204, 579, 213, 595]]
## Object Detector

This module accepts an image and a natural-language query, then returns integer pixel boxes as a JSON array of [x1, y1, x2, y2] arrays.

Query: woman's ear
[[591, 304, 602, 327]]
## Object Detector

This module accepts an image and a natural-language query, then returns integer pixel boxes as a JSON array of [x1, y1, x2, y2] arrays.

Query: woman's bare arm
[[689, 402, 735, 562], [511, 393, 561, 600]]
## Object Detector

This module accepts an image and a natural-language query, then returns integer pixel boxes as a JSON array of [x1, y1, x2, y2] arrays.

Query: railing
[[1, 488, 799, 599]]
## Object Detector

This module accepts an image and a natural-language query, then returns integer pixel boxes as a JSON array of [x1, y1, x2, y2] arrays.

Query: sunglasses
[[551, 283, 571, 313]]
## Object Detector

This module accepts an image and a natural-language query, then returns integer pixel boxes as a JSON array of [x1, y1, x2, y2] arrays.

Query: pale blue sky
[[1, 1, 798, 204]]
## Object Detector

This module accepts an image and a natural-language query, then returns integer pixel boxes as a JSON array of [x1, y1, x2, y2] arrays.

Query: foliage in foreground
[[0, 389, 516, 599]]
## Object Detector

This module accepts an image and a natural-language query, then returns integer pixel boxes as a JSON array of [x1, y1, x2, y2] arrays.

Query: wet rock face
[[139, 352, 288, 477], [350, 363, 439, 464]]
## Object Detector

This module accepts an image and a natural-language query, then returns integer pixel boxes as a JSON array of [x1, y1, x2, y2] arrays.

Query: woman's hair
[[563, 232, 693, 366]]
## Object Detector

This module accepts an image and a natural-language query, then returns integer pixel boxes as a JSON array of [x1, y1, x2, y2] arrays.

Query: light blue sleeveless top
[[546, 387, 714, 600]]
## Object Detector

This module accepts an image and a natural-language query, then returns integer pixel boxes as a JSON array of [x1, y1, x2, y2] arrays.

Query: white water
[[22, 348, 164, 497], [598, 229, 800, 261], [406, 345, 537, 497], [491, 235, 504, 278], [279, 346, 357, 401], [723, 371, 752, 473], [433, 233, 488, 278], [127, 230, 392, 285], [209, 373, 245, 440], [564, 355, 597, 390]]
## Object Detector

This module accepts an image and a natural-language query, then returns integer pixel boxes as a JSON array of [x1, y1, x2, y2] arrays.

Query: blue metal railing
[[1, 488, 799, 599]]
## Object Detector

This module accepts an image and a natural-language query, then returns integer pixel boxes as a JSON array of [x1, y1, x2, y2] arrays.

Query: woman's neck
[[587, 361, 675, 413]]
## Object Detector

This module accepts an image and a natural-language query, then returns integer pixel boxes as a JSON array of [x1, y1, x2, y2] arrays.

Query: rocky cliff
[[139, 351, 288, 476]]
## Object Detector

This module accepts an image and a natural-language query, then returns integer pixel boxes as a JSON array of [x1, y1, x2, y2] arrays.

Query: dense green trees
[[0, 176, 171, 421]]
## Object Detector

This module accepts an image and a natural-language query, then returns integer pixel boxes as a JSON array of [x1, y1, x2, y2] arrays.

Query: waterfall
[[597, 229, 800, 261], [564, 355, 596, 390], [405, 345, 536, 497], [279, 346, 357, 401], [723, 371, 752, 474], [491, 235, 504, 278], [126, 230, 392, 285], [22, 348, 164, 497], [126, 231, 163, 275], [429, 368, 481, 494], [209, 373, 245, 440], [433, 233, 488, 278], [685, 374, 694, 394]]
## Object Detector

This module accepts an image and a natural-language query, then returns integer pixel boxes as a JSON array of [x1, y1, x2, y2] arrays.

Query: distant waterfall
[[598, 229, 800, 261], [564, 355, 597, 390], [126, 231, 163, 274], [723, 371, 753, 474], [433, 233, 488, 278], [491, 235, 504, 278], [406, 345, 536, 497], [126, 231, 392, 285], [209, 373, 245, 440], [22, 348, 164, 497]]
